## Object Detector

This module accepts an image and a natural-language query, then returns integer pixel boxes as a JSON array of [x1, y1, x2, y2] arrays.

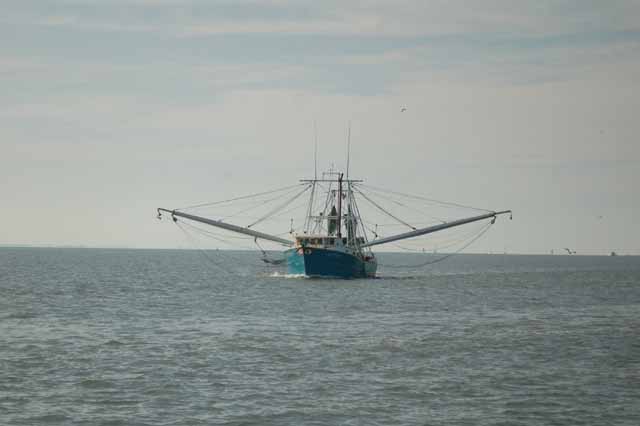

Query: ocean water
[[1, 248, 639, 425]]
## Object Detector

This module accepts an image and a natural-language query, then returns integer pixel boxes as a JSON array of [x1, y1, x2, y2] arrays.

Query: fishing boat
[[157, 169, 511, 279]]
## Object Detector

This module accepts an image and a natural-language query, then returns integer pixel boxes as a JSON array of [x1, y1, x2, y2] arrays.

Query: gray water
[[1, 248, 639, 425]]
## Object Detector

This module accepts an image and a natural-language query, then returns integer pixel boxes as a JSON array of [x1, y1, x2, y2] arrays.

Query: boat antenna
[[313, 120, 318, 180], [346, 121, 351, 181]]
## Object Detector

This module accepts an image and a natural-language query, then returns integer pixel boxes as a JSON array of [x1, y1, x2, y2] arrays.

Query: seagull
[[400, 107, 407, 112]]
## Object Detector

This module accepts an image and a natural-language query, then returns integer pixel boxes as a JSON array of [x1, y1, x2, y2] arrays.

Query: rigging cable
[[352, 186, 417, 231], [174, 221, 235, 275], [390, 220, 491, 252], [178, 220, 255, 249], [350, 187, 372, 250], [246, 184, 312, 229], [254, 237, 286, 264], [358, 183, 493, 214], [176, 183, 307, 211], [378, 220, 494, 269], [220, 184, 309, 223], [310, 182, 333, 235], [176, 219, 285, 276], [353, 183, 448, 224]]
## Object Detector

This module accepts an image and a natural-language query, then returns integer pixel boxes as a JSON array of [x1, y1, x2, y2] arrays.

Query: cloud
[[5, 0, 640, 38]]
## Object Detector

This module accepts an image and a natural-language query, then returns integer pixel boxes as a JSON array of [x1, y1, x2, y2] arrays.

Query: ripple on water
[[77, 379, 116, 390], [1, 249, 639, 425]]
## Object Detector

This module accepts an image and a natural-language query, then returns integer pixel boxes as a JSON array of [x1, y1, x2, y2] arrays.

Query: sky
[[1, 0, 639, 254]]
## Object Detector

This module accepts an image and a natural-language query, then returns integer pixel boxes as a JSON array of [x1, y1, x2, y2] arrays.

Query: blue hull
[[286, 247, 375, 279]]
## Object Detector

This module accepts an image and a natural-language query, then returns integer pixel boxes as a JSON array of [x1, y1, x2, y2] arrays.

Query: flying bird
[[400, 107, 407, 112], [564, 248, 576, 255]]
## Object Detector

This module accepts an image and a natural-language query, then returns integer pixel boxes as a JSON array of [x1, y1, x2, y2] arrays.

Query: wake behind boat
[[157, 169, 511, 278]]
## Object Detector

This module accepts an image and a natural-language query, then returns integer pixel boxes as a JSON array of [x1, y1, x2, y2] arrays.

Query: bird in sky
[[400, 107, 407, 112]]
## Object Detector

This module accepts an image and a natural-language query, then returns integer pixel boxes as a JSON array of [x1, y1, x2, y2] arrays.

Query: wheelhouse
[[294, 235, 365, 248]]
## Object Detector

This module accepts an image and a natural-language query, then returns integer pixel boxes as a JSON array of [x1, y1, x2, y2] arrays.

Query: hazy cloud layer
[[1, 1, 639, 253]]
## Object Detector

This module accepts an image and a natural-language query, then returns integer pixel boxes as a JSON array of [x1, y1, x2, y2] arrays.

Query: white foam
[[268, 272, 309, 279]]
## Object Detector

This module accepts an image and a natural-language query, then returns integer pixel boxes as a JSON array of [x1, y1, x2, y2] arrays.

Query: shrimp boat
[[157, 169, 511, 279]]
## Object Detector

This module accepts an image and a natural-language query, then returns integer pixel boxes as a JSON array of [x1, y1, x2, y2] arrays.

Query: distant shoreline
[[0, 245, 637, 257]]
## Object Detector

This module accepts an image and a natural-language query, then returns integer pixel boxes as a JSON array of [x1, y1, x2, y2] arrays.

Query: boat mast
[[336, 173, 343, 239], [304, 181, 316, 233]]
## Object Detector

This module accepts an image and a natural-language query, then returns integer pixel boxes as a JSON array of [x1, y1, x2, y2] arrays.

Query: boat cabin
[[295, 235, 365, 248]]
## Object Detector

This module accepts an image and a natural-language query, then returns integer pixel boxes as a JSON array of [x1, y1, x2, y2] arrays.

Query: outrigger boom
[[360, 210, 512, 248], [157, 208, 294, 246], [158, 207, 511, 250]]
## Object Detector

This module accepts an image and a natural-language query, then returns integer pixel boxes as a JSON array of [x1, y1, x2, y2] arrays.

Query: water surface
[[1, 248, 639, 425]]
